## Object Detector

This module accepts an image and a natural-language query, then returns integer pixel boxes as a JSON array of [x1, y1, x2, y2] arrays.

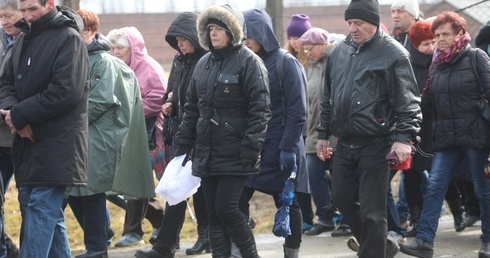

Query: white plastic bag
[[155, 154, 201, 205]]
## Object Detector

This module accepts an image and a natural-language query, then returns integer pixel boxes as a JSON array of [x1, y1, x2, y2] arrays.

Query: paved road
[[104, 216, 482, 257]]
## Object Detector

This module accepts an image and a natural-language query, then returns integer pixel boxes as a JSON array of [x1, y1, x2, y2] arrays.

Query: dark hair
[[77, 9, 99, 32], [432, 11, 466, 34], [18, 0, 48, 5]]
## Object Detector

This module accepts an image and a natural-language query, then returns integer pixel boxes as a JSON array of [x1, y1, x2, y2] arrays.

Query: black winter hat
[[344, 0, 381, 27]]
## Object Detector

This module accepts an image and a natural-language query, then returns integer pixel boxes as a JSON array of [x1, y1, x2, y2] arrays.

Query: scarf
[[432, 32, 471, 65]]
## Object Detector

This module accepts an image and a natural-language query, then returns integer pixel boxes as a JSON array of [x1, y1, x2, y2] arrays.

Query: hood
[[119, 26, 148, 71], [475, 20, 490, 53], [165, 12, 204, 54], [87, 33, 111, 54], [197, 4, 245, 51], [243, 8, 280, 54], [15, 5, 82, 34]]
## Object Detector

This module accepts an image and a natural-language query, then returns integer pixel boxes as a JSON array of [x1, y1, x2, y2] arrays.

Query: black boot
[[480, 242, 490, 258], [208, 225, 231, 258], [186, 225, 211, 255], [225, 219, 260, 258], [5, 234, 19, 258], [135, 249, 172, 258], [446, 197, 467, 232], [399, 238, 434, 258]]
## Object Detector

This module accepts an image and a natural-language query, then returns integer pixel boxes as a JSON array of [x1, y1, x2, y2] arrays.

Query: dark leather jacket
[[318, 30, 421, 145]]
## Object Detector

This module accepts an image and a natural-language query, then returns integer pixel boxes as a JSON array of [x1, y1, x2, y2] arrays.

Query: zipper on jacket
[[224, 122, 243, 139], [340, 51, 362, 136]]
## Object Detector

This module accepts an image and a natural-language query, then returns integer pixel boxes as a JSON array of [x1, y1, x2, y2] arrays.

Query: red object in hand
[[386, 151, 412, 171]]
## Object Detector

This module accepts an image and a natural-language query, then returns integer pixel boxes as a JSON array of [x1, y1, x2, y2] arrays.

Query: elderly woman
[[400, 11, 490, 258], [106, 26, 166, 247], [67, 10, 153, 258]]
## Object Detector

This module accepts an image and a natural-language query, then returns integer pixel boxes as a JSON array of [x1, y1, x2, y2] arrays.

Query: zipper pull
[[28, 57, 31, 66]]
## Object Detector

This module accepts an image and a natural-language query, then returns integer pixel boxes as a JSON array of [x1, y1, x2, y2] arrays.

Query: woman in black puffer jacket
[[173, 4, 271, 258]]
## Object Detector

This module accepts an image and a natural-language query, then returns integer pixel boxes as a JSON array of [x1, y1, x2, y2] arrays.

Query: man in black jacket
[[316, 0, 421, 257], [0, 0, 89, 257]]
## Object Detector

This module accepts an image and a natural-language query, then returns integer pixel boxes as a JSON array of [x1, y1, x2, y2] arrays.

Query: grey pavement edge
[[100, 216, 482, 258]]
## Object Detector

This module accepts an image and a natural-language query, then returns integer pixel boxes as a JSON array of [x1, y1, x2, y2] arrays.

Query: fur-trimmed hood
[[197, 4, 245, 51]]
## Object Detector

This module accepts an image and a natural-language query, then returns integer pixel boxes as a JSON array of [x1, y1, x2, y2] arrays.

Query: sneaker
[[331, 227, 352, 237], [304, 223, 335, 236], [302, 222, 313, 232], [347, 236, 360, 252], [114, 233, 145, 247], [388, 231, 407, 244]]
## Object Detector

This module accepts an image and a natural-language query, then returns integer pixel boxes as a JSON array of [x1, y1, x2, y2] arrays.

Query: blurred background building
[[55, 0, 490, 69]]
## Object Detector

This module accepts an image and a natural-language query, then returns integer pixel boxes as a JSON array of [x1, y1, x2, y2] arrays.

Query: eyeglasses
[[304, 45, 316, 53]]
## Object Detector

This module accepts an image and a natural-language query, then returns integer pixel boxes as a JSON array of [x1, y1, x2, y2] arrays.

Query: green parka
[[67, 34, 154, 198]]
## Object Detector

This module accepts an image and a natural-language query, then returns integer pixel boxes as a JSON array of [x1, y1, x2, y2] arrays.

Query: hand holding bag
[[155, 154, 201, 205]]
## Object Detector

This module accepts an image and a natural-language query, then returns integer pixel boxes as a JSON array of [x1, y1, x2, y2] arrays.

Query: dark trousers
[[201, 176, 251, 246], [239, 187, 302, 249], [123, 198, 164, 236], [331, 140, 391, 258], [68, 193, 107, 251], [296, 192, 314, 225], [152, 187, 208, 255]]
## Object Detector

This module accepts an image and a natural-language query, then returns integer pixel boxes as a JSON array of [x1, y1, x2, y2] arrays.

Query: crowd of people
[[0, 0, 490, 257]]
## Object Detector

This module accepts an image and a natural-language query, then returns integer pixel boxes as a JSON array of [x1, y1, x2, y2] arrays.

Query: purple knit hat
[[286, 14, 313, 38]]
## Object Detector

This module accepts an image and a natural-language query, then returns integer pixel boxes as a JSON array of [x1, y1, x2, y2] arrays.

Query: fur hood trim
[[197, 4, 245, 51]]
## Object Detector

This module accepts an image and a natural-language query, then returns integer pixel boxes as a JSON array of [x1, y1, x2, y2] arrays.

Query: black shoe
[[304, 223, 335, 236], [5, 235, 19, 258], [480, 242, 490, 258], [399, 238, 434, 258], [467, 215, 480, 227], [74, 250, 108, 258], [331, 227, 352, 237], [386, 238, 400, 258], [406, 223, 418, 238], [134, 249, 170, 258]]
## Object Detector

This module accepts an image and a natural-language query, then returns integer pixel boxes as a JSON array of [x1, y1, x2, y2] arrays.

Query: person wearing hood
[[134, 11, 210, 258], [173, 4, 271, 258], [476, 20, 490, 56], [0, 0, 89, 257], [239, 8, 306, 257], [106, 26, 166, 247], [65, 9, 153, 258]]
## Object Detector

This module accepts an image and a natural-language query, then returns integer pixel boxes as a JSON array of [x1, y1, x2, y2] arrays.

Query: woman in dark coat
[[173, 4, 271, 258], [135, 11, 210, 258], [400, 11, 490, 258]]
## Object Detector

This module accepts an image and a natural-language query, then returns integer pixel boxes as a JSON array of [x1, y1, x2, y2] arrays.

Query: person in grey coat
[[173, 4, 271, 258]]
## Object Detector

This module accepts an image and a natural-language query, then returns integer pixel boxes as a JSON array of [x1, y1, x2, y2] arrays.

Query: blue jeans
[[387, 170, 407, 237], [18, 186, 71, 258], [396, 173, 410, 221], [306, 154, 334, 226], [417, 147, 490, 243]]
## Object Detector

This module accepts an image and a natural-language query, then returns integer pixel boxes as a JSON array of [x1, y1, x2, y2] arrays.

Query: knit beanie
[[286, 14, 313, 38], [391, 0, 420, 20], [408, 20, 434, 48], [300, 28, 330, 45], [345, 0, 381, 27]]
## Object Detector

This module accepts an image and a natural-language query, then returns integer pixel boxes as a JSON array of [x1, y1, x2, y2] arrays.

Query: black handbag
[[472, 49, 490, 123]]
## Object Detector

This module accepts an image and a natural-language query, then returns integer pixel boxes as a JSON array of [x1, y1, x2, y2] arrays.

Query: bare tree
[[266, 0, 284, 46], [61, 0, 80, 10]]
